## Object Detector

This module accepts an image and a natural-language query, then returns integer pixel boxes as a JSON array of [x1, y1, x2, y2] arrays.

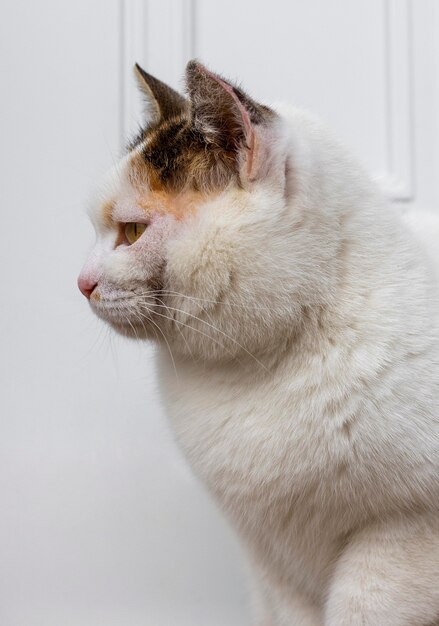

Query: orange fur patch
[[128, 150, 212, 220], [137, 189, 206, 220], [127, 114, 239, 194], [102, 200, 116, 228]]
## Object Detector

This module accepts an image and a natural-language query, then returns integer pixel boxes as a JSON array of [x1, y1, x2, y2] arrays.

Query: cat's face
[[78, 61, 337, 362]]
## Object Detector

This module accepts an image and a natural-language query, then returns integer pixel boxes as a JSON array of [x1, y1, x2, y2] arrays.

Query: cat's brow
[[136, 190, 207, 220], [101, 200, 116, 228]]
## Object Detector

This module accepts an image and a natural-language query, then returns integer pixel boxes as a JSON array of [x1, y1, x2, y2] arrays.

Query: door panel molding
[[121, 0, 194, 141], [380, 0, 414, 201]]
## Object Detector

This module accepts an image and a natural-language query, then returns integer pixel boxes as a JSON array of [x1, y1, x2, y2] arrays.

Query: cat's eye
[[124, 222, 147, 244]]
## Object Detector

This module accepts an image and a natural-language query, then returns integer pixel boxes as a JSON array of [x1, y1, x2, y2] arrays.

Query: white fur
[[81, 105, 439, 625]]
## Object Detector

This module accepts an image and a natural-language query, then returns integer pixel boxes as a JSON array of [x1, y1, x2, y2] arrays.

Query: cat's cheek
[[165, 214, 232, 301]]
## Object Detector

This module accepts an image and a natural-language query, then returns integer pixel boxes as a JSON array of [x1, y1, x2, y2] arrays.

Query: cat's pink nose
[[78, 275, 97, 300]]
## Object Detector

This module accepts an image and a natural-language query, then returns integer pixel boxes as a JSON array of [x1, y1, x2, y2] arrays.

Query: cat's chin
[[99, 315, 159, 341], [90, 298, 157, 340], [108, 320, 151, 340]]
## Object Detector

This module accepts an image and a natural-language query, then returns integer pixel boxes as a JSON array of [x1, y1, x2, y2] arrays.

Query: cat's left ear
[[134, 63, 187, 125], [185, 60, 277, 182]]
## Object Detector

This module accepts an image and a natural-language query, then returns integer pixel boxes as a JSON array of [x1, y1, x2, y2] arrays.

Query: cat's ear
[[185, 60, 275, 182], [134, 63, 187, 125]]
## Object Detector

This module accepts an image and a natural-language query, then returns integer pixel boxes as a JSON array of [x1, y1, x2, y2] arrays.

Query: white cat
[[78, 61, 439, 625]]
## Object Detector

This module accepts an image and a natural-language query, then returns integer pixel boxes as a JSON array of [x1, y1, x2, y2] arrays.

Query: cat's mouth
[[89, 287, 161, 338]]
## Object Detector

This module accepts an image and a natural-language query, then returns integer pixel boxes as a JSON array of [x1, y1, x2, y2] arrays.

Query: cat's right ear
[[134, 63, 187, 125]]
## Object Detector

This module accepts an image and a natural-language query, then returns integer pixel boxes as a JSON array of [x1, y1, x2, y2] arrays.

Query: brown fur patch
[[125, 63, 276, 211], [91, 290, 101, 302], [128, 113, 240, 194]]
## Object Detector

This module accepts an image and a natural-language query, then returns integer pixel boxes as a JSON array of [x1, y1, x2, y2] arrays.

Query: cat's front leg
[[324, 513, 439, 626]]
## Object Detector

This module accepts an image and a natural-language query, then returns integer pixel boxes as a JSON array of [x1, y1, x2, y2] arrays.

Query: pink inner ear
[[195, 64, 257, 180]]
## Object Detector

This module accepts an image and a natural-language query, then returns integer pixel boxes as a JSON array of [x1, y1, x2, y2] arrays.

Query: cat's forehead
[[91, 114, 241, 228], [127, 113, 239, 194], [91, 143, 211, 229]]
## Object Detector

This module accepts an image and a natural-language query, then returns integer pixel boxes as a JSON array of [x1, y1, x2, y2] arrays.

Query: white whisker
[[133, 298, 268, 371]]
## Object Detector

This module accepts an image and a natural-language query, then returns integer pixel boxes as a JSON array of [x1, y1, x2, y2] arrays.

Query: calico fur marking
[[126, 60, 276, 197]]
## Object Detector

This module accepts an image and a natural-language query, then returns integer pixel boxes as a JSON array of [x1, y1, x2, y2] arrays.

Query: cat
[[78, 60, 439, 625]]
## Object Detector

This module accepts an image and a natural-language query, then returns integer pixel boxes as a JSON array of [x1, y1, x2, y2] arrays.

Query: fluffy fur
[[78, 61, 439, 625]]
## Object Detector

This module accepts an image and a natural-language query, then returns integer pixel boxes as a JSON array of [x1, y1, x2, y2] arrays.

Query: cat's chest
[[157, 356, 349, 500], [158, 357, 357, 596]]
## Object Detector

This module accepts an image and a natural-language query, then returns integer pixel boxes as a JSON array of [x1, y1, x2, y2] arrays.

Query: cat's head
[[78, 61, 339, 363]]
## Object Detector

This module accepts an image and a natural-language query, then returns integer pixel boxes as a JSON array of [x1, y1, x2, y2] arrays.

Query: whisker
[[131, 302, 179, 380], [118, 303, 140, 341], [148, 315, 179, 381], [154, 289, 278, 313], [136, 302, 240, 363], [154, 295, 195, 361], [136, 300, 267, 371], [143, 300, 269, 372]]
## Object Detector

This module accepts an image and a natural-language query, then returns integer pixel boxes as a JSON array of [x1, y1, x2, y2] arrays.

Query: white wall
[[1, 1, 438, 625], [0, 2, 248, 625]]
